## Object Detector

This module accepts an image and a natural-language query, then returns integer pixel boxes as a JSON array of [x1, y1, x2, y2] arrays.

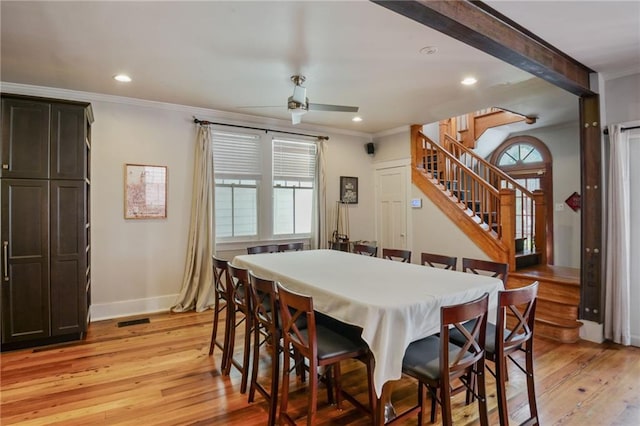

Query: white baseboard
[[90, 294, 179, 322], [631, 334, 640, 348], [579, 320, 604, 343]]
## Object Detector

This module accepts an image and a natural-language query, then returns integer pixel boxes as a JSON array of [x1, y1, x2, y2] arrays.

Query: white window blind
[[273, 139, 316, 181], [213, 131, 261, 178]]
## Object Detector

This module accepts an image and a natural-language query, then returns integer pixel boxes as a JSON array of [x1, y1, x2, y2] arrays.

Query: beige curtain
[[310, 138, 327, 249], [172, 125, 215, 312], [604, 124, 631, 345]]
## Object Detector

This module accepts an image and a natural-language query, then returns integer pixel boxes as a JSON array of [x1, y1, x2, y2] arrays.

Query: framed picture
[[124, 164, 167, 219], [340, 176, 358, 204]]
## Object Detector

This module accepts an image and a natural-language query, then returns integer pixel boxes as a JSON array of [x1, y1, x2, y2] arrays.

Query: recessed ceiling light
[[352, 116, 363, 122], [113, 74, 132, 83], [461, 77, 477, 86], [419, 46, 438, 55]]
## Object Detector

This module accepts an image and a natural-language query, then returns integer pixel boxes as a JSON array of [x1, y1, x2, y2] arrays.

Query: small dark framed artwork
[[340, 176, 358, 204]]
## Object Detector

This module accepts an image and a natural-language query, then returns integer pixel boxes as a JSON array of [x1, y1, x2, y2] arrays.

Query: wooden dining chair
[[383, 248, 412, 263], [247, 244, 280, 254], [209, 255, 232, 371], [247, 271, 281, 426], [353, 244, 378, 257], [278, 242, 304, 252], [277, 283, 377, 425], [450, 282, 540, 425], [421, 252, 458, 270], [462, 257, 509, 285], [386, 293, 490, 426], [493, 281, 539, 426], [224, 263, 253, 394]]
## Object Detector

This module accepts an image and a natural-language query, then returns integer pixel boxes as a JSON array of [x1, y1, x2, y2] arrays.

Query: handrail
[[443, 134, 538, 252], [416, 131, 501, 236], [444, 134, 533, 197]]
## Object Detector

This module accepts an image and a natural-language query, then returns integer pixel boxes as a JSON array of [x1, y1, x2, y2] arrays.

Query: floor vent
[[117, 318, 150, 327]]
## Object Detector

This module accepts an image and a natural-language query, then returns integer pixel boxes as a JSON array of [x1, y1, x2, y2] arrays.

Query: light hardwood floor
[[1, 311, 639, 425]]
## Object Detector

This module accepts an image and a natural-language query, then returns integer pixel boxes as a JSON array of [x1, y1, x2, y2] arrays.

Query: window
[[497, 143, 543, 166], [213, 131, 261, 238], [272, 139, 316, 235], [212, 131, 317, 242]]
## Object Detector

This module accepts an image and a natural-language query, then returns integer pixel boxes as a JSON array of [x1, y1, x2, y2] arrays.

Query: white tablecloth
[[232, 249, 503, 396]]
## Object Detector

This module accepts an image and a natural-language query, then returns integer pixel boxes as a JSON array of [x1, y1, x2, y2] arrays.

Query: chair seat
[[299, 325, 369, 361], [401, 335, 469, 381], [316, 311, 363, 341]]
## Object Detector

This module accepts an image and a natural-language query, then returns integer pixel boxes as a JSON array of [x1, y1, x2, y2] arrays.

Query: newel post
[[499, 188, 516, 271], [410, 124, 422, 169], [533, 189, 547, 265]]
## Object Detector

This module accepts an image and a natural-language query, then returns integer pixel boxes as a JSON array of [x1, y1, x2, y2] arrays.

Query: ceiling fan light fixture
[[291, 84, 307, 104], [290, 109, 306, 125]]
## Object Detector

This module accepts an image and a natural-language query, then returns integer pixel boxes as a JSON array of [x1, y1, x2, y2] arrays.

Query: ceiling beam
[[371, 0, 595, 96]]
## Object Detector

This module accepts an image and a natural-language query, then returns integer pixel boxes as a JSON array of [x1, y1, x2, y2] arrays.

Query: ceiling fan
[[286, 75, 359, 124]]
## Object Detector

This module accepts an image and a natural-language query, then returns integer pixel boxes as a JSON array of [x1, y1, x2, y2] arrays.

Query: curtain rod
[[603, 125, 640, 135], [193, 118, 329, 140]]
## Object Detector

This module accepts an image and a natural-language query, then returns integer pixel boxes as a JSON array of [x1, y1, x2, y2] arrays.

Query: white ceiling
[[1, 1, 639, 135]]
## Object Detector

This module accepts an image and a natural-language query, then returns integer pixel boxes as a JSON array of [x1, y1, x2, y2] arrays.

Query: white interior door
[[376, 166, 407, 251]]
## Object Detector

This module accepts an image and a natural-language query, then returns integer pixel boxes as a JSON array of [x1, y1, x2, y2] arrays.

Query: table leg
[[375, 380, 399, 425]]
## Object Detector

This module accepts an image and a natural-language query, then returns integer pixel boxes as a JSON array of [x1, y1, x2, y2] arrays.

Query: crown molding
[[0, 81, 373, 140], [372, 125, 411, 139]]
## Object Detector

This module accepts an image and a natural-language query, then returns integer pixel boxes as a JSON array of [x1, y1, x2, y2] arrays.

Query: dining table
[[232, 249, 504, 424]]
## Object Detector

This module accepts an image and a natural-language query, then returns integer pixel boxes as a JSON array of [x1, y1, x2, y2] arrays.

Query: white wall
[[605, 73, 640, 125], [372, 127, 411, 163], [90, 101, 196, 318], [411, 185, 490, 270]]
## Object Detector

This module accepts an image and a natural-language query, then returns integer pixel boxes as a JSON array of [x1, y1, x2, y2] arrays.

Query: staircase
[[411, 123, 582, 343], [411, 125, 547, 270], [508, 265, 582, 342]]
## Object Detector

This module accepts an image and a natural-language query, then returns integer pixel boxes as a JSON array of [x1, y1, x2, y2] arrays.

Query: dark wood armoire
[[1, 93, 93, 350]]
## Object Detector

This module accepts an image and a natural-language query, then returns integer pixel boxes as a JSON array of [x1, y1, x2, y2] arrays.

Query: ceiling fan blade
[[236, 105, 284, 109], [308, 103, 359, 113]]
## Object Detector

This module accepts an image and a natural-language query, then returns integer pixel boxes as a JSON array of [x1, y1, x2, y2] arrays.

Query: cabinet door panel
[[1, 98, 50, 179], [51, 104, 85, 179], [1, 180, 50, 342], [50, 180, 85, 335]]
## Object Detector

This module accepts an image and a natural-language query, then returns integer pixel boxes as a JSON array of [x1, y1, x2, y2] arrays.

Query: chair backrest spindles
[[440, 293, 489, 381], [462, 257, 508, 285], [421, 252, 457, 270], [353, 244, 378, 257], [497, 281, 538, 355], [383, 248, 412, 263], [212, 255, 230, 296], [247, 244, 280, 254]]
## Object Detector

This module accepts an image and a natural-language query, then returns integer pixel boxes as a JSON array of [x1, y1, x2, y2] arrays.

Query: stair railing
[[415, 131, 502, 237], [444, 134, 542, 254]]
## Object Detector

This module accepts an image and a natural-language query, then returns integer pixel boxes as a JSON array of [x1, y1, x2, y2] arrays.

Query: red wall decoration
[[565, 191, 581, 212]]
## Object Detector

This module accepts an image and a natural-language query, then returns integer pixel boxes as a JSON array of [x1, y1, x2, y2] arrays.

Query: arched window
[[490, 136, 554, 263], [497, 143, 544, 167]]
